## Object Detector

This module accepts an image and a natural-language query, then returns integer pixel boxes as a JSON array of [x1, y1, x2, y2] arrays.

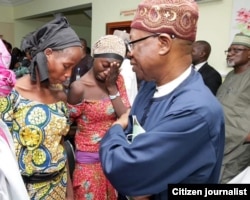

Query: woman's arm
[[105, 62, 130, 117], [67, 80, 84, 105]]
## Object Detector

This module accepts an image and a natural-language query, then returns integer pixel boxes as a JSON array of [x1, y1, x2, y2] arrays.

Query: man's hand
[[113, 109, 130, 129]]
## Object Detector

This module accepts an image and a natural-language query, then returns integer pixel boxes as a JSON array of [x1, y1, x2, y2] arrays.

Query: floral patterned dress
[[68, 75, 130, 200], [0, 89, 69, 200]]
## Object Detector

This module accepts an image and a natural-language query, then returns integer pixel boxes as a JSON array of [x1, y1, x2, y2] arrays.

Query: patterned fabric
[[0, 39, 16, 97], [232, 32, 250, 48], [92, 35, 126, 61], [0, 66, 16, 96], [25, 168, 67, 200], [131, 0, 199, 42], [68, 75, 130, 200], [0, 89, 70, 199]]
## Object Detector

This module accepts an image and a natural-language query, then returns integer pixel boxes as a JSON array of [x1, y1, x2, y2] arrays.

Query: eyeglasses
[[125, 33, 165, 52], [125, 34, 160, 52], [224, 48, 249, 55]]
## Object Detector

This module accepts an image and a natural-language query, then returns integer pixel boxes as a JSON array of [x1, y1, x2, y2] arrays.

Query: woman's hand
[[105, 61, 121, 93]]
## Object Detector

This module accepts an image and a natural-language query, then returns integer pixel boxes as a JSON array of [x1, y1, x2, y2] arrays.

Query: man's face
[[191, 43, 202, 65], [225, 45, 250, 68], [127, 29, 160, 81]]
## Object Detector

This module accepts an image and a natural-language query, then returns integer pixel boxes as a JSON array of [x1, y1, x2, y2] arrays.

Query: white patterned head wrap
[[92, 35, 126, 61]]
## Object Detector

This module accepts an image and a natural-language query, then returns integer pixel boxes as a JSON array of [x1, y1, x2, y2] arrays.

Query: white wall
[[196, 0, 233, 76], [13, 0, 91, 18], [92, 0, 233, 76], [0, 0, 235, 75], [0, 6, 14, 44], [91, 0, 140, 42], [12, 0, 92, 47]]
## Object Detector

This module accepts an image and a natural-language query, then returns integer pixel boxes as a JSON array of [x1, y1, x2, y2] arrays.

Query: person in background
[[0, 38, 30, 200], [86, 46, 91, 55], [68, 35, 130, 200], [10, 47, 23, 70], [0, 16, 83, 200], [14, 48, 32, 78], [113, 30, 138, 105], [2, 39, 12, 54], [217, 32, 250, 183], [99, 0, 225, 199], [69, 37, 93, 85], [192, 40, 222, 95]]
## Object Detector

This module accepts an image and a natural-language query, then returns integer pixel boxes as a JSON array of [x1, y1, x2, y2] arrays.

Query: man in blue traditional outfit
[[99, 0, 225, 199]]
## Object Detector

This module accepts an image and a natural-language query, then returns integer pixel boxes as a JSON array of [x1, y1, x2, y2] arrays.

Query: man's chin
[[227, 62, 235, 68]]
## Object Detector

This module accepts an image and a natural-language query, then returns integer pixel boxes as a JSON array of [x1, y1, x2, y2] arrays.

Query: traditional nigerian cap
[[113, 30, 130, 42], [92, 35, 126, 61], [232, 32, 250, 48], [0, 39, 11, 68], [131, 0, 199, 42]]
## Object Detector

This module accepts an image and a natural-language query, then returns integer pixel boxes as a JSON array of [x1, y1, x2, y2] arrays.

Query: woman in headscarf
[[68, 35, 130, 200], [0, 38, 30, 200], [0, 16, 83, 200]]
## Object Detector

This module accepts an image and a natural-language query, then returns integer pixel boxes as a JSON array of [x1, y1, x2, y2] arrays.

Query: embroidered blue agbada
[[99, 70, 225, 199]]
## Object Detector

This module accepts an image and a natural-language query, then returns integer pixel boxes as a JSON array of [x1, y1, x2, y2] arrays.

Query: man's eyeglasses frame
[[125, 33, 175, 52], [224, 48, 249, 55]]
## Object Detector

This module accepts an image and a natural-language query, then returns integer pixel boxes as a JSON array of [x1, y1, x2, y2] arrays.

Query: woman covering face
[[67, 35, 130, 200], [0, 17, 83, 200]]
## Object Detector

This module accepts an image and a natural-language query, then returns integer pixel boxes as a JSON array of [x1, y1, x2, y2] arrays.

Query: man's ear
[[157, 33, 172, 55], [200, 50, 206, 57]]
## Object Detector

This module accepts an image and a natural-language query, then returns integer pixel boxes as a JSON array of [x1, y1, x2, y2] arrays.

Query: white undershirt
[[193, 61, 207, 71], [154, 66, 192, 98]]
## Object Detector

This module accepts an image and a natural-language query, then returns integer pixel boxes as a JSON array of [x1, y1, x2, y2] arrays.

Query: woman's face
[[46, 46, 83, 84], [93, 57, 122, 82]]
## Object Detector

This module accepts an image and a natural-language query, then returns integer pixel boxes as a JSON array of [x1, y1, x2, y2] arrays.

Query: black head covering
[[21, 16, 82, 82]]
